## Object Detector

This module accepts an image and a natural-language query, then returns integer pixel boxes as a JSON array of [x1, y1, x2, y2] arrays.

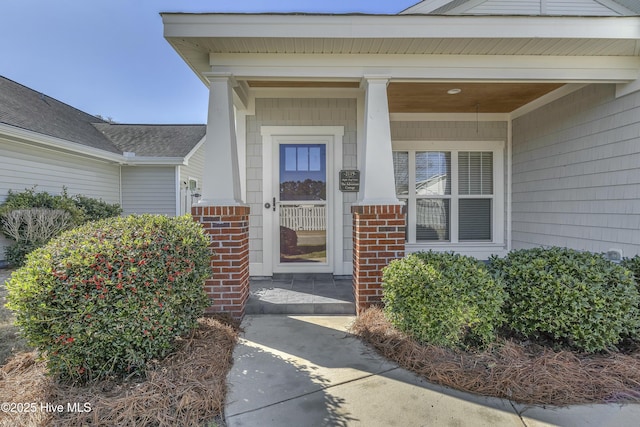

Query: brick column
[[192, 205, 250, 320], [352, 204, 405, 313]]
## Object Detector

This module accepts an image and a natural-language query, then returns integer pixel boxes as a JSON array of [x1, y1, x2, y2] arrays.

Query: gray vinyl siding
[[179, 142, 205, 214], [246, 98, 358, 266], [0, 138, 121, 261], [391, 121, 509, 248], [512, 84, 640, 257], [121, 166, 176, 216]]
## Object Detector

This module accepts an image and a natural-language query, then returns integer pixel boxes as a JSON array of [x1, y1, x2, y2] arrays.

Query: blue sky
[[1, 0, 415, 124]]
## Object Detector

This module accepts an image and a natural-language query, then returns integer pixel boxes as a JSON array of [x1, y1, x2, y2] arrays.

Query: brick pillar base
[[192, 205, 250, 320], [351, 205, 405, 313]]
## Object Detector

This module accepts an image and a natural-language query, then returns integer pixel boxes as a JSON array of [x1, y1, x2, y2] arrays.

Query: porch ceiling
[[387, 82, 565, 113], [245, 80, 566, 113], [163, 14, 640, 113]]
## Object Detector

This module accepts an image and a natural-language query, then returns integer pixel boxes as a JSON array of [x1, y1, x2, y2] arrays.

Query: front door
[[260, 126, 345, 276], [275, 141, 330, 271]]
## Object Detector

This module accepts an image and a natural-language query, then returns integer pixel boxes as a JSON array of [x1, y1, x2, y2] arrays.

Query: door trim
[[261, 126, 344, 276]]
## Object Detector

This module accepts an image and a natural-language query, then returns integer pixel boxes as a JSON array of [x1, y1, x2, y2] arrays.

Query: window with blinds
[[393, 148, 497, 244]]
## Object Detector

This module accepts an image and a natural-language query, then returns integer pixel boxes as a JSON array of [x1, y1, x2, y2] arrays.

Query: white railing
[[280, 205, 326, 231]]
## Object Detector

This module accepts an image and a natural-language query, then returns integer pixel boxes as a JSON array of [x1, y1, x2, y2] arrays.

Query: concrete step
[[246, 276, 355, 315]]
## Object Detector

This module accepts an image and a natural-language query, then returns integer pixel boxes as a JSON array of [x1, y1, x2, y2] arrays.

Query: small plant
[[490, 247, 640, 353], [382, 251, 505, 350], [6, 214, 211, 382]]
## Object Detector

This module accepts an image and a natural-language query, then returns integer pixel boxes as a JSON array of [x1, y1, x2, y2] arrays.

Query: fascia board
[[183, 136, 206, 164], [210, 53, 640, 82], [121, 157, 186, 166], [162, 14, 640, 40]]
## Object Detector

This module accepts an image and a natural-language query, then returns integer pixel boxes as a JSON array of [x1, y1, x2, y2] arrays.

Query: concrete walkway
[[225, 315, 640, 427]]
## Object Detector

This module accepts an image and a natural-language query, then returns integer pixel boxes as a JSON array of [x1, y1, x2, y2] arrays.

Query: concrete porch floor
[[246, 274, 355, 315]]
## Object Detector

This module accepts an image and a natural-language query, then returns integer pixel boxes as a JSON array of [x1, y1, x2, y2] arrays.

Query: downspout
[[118, 165, 123, 213], [507, 118, 513, 252], [175, 166, 181, 216]]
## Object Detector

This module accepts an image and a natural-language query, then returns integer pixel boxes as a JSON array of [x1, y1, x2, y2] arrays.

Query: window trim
[[393, 140, 504, 246]]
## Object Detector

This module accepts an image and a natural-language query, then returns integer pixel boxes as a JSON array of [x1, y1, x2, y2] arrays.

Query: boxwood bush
[[6, 214, 211, 382], [382, 251, 505, 350], [489, 247, 640, 353]]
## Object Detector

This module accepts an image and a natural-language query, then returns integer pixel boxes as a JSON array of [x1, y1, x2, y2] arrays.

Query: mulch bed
[[351, 307, 640, 406], [0, 316, 239, 427]]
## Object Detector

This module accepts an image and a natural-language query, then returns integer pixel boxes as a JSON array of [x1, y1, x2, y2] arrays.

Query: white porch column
[[199, 74, 242, 206], [357, 76, 401, 205]]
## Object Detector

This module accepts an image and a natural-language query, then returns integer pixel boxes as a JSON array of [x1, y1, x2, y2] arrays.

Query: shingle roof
[[93, 124, 205, 157], [0, 75, 205, 159], [0, 76, 121, 153]]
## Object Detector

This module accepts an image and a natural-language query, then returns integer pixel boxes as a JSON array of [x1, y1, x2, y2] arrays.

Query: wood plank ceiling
[[246, 81, 566, 113]]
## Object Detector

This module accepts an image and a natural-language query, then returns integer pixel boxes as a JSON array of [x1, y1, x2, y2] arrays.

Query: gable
[[401, 0, 637, 15]]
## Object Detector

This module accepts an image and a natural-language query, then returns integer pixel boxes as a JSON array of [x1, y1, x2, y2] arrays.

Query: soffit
[[169, 36, 637, 56]]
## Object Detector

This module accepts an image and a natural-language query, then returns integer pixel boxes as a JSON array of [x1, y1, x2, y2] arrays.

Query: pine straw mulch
[[351, 307, 640, 406], [0, 315, 239, 427]]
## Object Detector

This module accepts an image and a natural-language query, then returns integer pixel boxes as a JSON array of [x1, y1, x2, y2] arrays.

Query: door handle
[[272, 197, 276, 212]]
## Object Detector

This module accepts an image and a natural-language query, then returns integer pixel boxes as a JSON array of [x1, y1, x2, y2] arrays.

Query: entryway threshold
[[246, 275, 355, 315]]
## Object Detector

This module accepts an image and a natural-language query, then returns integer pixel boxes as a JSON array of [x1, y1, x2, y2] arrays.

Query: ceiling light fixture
[[447, 88, 462, 95]]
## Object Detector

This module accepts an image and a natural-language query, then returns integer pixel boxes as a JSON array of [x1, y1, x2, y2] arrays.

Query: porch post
[[351, 76, 405, 313], [192, 73, 249, 320], [199, 74, 242, 206]]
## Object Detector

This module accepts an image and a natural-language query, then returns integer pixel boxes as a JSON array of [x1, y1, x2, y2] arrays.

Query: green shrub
[[0, 187, 121, 266], [6, 214, 211, 382], [622, 255, 640, 286], [72, 194, 122, 221], [382, 251, 505, 350], [489, 247, 640, 353], [0, 187, 85, 225]]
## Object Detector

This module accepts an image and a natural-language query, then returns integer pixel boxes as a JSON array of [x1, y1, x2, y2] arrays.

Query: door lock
[[265, 197, 276, 211]]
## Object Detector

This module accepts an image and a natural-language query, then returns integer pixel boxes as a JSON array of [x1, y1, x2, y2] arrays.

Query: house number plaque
[[339, 170, 360, 192]]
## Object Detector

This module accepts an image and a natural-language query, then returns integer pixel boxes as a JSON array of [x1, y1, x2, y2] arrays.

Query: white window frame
[[393, 140, 504, 249]]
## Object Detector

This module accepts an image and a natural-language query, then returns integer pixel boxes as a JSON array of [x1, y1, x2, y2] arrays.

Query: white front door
[[275, 140, 330, 271], [261, 127, 344, 276]]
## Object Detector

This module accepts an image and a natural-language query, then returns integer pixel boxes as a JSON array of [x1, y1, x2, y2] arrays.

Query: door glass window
[[279, 144, 327, 264]]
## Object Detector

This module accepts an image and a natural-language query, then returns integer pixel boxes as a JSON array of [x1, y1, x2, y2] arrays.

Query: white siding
[[464, 0, 619, 15], [121, 166, 177, 216], [391, 121, 509, 251], [179, 142, 205, 214], [466, 0, 541, 14], [512, 84, 640, 257], [0, 138, 120, 261], [246, 98, 358, 266], [546, 0, 621, 15]]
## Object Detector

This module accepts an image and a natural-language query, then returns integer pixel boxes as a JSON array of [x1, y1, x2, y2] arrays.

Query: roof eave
[[161, 13, 640, 40], [0, 122, 125, 163], [1, 123, 190, 165]]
